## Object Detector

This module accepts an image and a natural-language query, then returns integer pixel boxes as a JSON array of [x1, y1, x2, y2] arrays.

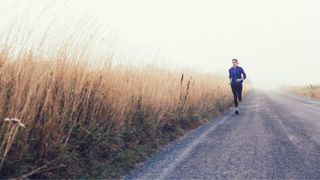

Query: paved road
[[125, 91, 320, 179]]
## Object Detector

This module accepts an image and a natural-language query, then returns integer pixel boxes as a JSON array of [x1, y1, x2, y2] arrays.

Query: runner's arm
[[241, 67, 247, 80]]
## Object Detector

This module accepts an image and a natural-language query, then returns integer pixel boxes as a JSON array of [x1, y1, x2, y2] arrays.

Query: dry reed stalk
[[0, 118, 25, 170]]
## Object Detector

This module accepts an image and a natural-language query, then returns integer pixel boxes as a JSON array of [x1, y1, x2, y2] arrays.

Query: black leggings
[[231, 83, 243, 107]]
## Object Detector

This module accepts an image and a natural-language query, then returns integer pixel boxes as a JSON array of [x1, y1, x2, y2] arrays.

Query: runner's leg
[[231, 84, 238, 107], [238, 83, 243, 101]]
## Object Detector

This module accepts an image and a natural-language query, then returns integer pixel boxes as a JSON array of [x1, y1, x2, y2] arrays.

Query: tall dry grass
[[0, 46, 249, 178], [286, 85, 320, 99]]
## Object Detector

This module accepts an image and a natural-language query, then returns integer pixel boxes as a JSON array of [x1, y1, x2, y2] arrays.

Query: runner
[[229, 58, 247, 114]]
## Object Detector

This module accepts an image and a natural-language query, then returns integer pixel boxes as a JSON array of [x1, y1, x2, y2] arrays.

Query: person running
[[229, 58, 247, 114]]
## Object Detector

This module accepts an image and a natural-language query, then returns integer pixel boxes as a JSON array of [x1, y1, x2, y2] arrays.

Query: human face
[[232, 60, 238, 67]]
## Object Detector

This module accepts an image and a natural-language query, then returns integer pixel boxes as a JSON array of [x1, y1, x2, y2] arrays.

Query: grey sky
[[1, 0, 319, 89]]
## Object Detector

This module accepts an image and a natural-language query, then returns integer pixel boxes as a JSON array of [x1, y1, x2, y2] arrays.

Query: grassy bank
[[0, 48, 252, 178], [286, 84, 320, 99]]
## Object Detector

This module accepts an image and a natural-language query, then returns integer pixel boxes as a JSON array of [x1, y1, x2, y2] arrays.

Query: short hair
[[232, 58, 238, 63]]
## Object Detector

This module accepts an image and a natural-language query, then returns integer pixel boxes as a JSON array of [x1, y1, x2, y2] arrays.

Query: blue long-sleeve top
[[229, 66, 247, 84]]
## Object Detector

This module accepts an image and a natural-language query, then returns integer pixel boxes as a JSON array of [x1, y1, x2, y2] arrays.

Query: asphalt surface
[[125, 91, 320, 179]]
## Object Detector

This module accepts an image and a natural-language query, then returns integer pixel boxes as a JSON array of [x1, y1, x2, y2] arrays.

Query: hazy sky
[[1, 0, 320, 89]]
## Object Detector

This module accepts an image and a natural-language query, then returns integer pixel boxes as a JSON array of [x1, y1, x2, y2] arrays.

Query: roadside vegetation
[[285, 84, 320, 99]]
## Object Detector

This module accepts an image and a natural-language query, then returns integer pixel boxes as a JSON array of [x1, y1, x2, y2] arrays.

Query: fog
[[1, 0, 320, 89]]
